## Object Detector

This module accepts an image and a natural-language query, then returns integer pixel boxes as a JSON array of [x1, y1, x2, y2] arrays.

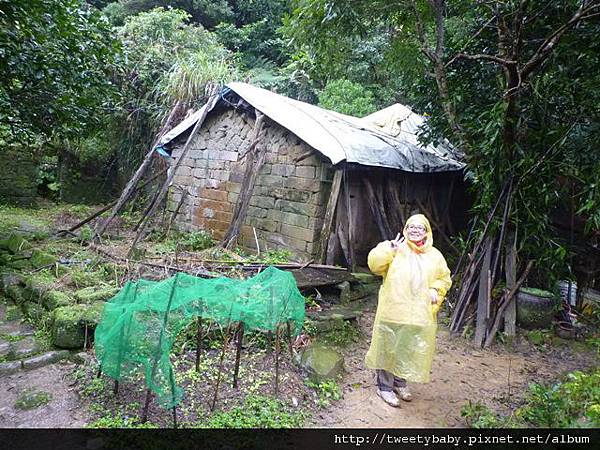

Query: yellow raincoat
[[365, 215, 451, 383]]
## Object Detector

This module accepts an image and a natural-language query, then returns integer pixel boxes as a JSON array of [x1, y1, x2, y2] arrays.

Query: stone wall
[[0, 147, 38, 206], [168, 107, 333, 261]]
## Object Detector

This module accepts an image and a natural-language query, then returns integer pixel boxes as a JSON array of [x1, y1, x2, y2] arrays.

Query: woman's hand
[[429, 289, 438, 305], [390, 232, 403, 250]]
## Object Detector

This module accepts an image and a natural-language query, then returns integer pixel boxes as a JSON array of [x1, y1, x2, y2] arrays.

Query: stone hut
[[161, 83, 468, 266]]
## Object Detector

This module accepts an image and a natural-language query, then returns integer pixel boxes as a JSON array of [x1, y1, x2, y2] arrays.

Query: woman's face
[[405, 223, 427, 242]]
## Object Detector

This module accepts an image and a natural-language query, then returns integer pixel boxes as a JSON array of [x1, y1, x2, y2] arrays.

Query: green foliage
[[318, 79, 377, 117], [284, 0, 600, 287], [305, 379, 342, 408], [460, 400, 519, 428], [201, 394, 304, 428], [108, 7, 237, 174], [318, 320, 362, 347], [0, 0, 120, 143], [14, 389, 53, 410], [462, 369, 600, 428], [87, 412, 159, 429], [152, 230, 215, 254], [517, 370, 600, 428]]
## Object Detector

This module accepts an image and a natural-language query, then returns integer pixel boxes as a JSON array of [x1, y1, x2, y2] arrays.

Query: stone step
[[0, 350, 70, 377], [0, 321, 34, 337]]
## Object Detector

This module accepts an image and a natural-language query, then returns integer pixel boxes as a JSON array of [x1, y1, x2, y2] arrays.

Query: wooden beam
[[503, 227, 517, 336], [318, 169, 343, 263], [128, 86, 221, 256], [221, 111, 266, 249], [474, 237, 493, 347]]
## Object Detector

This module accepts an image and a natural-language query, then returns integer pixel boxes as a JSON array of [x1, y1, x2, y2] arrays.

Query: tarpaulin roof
[[160, 82, 464, 173]]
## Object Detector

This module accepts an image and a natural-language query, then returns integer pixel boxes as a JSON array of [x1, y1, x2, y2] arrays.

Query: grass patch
[[305, 379, 342, 408], [14, 389, 52, 410]]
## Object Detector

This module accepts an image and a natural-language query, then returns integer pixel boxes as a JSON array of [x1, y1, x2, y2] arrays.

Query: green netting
[[94, 266, 305, 408]]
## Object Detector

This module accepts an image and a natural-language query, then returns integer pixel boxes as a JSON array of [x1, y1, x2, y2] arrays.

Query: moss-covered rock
[[51, 302, 105, 349], [6, 284, 27, 304], [5, 234, 32, 254], [300, 344, 345, 382], [42, 290, 74, 310], [74, 286, 118, 304], [30, 249, 56, 269]]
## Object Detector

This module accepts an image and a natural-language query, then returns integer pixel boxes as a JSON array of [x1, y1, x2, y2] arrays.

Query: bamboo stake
[[232, 322, 244, 388], [274, 325, 280, 396], [210, 322, 233, 411], [195, 317, 203, 372]]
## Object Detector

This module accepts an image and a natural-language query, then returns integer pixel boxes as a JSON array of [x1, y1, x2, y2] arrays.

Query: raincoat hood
[[403, 214, 433, 253]]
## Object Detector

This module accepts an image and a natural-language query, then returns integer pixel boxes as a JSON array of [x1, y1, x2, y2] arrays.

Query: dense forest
[[0, 0, 599, 431]]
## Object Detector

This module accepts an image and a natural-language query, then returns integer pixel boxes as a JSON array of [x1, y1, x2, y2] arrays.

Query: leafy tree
[[317, 79, 376, 117], [101, 0, 234, 28], [109, 7, 237, 173], [285, 0, 600, 332], [0, 0, 120, 143]]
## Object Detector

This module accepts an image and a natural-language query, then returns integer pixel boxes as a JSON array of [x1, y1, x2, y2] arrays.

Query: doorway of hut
[[325, 166, 471, 272]]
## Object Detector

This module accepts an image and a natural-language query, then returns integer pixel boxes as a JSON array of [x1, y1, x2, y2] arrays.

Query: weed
[[462, 368, 600, 428], [318, 321, 362, 348], [306, 379, 342, 408], [199, 394, 304, 428], [14, 389, 52, 410], [87, 413, 159, 429]]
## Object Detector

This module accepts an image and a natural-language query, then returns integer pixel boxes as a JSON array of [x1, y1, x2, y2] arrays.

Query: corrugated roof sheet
[[160, 82, 464, 173]]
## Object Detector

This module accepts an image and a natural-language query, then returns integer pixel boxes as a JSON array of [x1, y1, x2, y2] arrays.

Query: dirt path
[[312, 310, 597, 428]]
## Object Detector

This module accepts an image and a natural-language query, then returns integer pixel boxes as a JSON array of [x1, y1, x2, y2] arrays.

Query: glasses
[[406, 225, 426, 232]]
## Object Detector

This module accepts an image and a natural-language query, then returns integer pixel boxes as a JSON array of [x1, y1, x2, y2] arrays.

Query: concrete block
[[280, 211, 309, 228], [295, 166, 316, 179], [272, 164, 295, 177], [249, 195, 275, 209], [281, 224, 314, 242]]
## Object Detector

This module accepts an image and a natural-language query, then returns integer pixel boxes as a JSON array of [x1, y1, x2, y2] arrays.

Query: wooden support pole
[[221, 111, 267, 249], [286, 321, 293, 358], [344, 169, 355, 271], [474, 238, 493, 347], [232, 322, 244, 388], [141, 389, 152, 423], [485, 261, 533, 348], [266, 331, 273, 356], [274, 326, 280, 396], [195, 317, 203, 372], [113, 380, 119, 396], [210, 323, 233, 411], [129, 87, 221, 256], [503, 228, 518, 336], [318, 170, 343, 263], [172, 406, 177, 429]]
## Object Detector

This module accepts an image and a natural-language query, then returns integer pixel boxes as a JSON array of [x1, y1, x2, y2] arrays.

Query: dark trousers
[[377, 369, 406, 392]]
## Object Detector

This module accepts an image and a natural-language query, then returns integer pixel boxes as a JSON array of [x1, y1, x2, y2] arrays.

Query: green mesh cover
[[94, 266, 305, 408]]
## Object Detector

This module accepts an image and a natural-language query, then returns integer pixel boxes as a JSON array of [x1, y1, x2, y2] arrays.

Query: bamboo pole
[[129, 86, 221, 257]]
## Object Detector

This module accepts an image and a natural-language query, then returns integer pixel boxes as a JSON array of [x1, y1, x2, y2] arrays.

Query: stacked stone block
[[168, 108, 332, 261]]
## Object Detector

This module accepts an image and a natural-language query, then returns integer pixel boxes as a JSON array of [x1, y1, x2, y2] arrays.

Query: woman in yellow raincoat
[[365, 214, 451, 407]]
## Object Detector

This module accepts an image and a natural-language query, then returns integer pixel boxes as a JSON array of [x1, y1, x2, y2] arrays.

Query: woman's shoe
[[394, 386, 413, 402], [377, 389, 400, 407]]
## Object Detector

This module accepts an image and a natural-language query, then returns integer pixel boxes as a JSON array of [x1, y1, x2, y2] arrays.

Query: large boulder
[[300, 344, 344, 382], [51, 302, 105, 349]]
